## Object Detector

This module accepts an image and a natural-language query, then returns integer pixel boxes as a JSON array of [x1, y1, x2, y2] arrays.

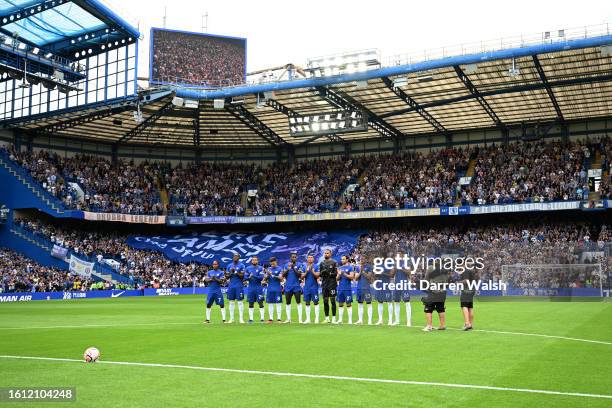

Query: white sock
[[387, 303, 394, 324], [314, 304, 320, 322], [406, 302, 412, 326], [367, 303, 373, 324], [221, 308, 226, 321], [285, 304, 291, 321], [377, 303, 383, 321], [347, 306, 352, 323], [248, 307, 254, 321], [229, 302, 235, 321], [338, 306, 344, 322], [268, 304, 274, 320], [259, 307, 265, 321], [358, 303, 364, 321], [297, 304, 303, 322], [394, 302, 401, 324], [305, 304, 311, 320], [206, 308, 211, 321], [276, 303, 282, 320], [238, 302, 244, 321]]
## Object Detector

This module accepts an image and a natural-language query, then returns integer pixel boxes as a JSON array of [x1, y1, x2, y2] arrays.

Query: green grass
[[0, 296, 611, 407]]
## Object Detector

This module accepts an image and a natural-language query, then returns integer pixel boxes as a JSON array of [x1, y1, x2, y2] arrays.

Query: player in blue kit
[[225, 253, 246, 324], [336, 255, 355, 324], [301, 254, 320, 324], [391, 260, 412, 327], [263, 256, 283, 323], [374, 265, 394, 325], [204, 260, 226, 323], [244, 256, 265, 323], [282, 251, 303, 323], [354, 258, 374, 325]]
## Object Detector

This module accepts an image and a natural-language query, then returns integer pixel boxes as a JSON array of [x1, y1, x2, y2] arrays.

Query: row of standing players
[[204, 249, 475, 331]]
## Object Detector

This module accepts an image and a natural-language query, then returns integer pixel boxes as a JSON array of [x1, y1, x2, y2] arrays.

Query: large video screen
[[150, 28, 246, 87]]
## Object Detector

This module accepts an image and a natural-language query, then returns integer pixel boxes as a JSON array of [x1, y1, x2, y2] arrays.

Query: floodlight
[[184, 99, 199, 109], [417, 75, 433, 82], [392, 77, 408, 88]]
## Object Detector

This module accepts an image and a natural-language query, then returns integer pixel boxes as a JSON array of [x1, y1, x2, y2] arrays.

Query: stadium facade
[[0, 1, 609, 299]]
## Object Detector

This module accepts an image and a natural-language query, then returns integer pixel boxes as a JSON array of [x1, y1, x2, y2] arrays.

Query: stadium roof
[[4, 25, 612, 148], [0, 0, 139, 58]]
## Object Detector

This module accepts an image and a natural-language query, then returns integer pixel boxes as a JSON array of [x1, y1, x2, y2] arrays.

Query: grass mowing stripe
[[1, 355, 611, 400], [2, 321, 611, 346], [0, 322, 200, 330]]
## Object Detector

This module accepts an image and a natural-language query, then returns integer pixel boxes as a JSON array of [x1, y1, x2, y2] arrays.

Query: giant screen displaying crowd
[[150, 29, 246, 86]]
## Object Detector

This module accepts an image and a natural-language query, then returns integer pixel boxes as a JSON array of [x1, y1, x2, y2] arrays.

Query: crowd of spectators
[[6, 217, 609, 293], [17, 219, 207, 289], [0, 249, 94, 293], [165, 162, 256, 216], [151, 30, 245, 86], [252, 157, 360, 215], [355, 222, 610, 290], [4, 146, 164, 215], [344, 148, 469, 211], [2, 136, 610, 218], [460, 140, 591, 205]]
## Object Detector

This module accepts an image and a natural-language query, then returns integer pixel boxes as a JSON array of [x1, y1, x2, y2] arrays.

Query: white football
[[84, 347, 100, 363]]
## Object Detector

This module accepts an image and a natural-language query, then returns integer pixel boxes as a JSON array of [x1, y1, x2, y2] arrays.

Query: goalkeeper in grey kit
[[319, 249, 338, 323]]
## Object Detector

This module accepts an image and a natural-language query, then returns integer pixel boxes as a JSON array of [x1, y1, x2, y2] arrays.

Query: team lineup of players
[[204, 249, 476, 331]]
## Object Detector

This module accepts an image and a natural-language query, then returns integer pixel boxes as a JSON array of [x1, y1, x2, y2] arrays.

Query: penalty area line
[[0, 355, 611, 400]]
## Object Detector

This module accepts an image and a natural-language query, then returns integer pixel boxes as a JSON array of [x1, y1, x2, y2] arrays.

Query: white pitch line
[[400, 325, 612, 346], [453, 327, 612, 346], [0, 355, 611, 400]]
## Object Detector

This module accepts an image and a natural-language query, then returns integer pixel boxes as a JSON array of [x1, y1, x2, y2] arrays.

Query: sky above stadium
[[103, 0, 612, 78]]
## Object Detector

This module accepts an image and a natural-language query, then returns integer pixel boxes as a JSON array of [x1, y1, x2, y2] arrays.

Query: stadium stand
[[2, 217, 607, 293], [0, 2, 610, 300], [2, 137, 609, 216]]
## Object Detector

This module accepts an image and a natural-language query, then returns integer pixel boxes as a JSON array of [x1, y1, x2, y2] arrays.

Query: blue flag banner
[[126, 231, 363, 265]]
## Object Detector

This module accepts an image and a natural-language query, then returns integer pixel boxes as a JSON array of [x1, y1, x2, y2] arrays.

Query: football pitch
[[0, 296, 611, 408]]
